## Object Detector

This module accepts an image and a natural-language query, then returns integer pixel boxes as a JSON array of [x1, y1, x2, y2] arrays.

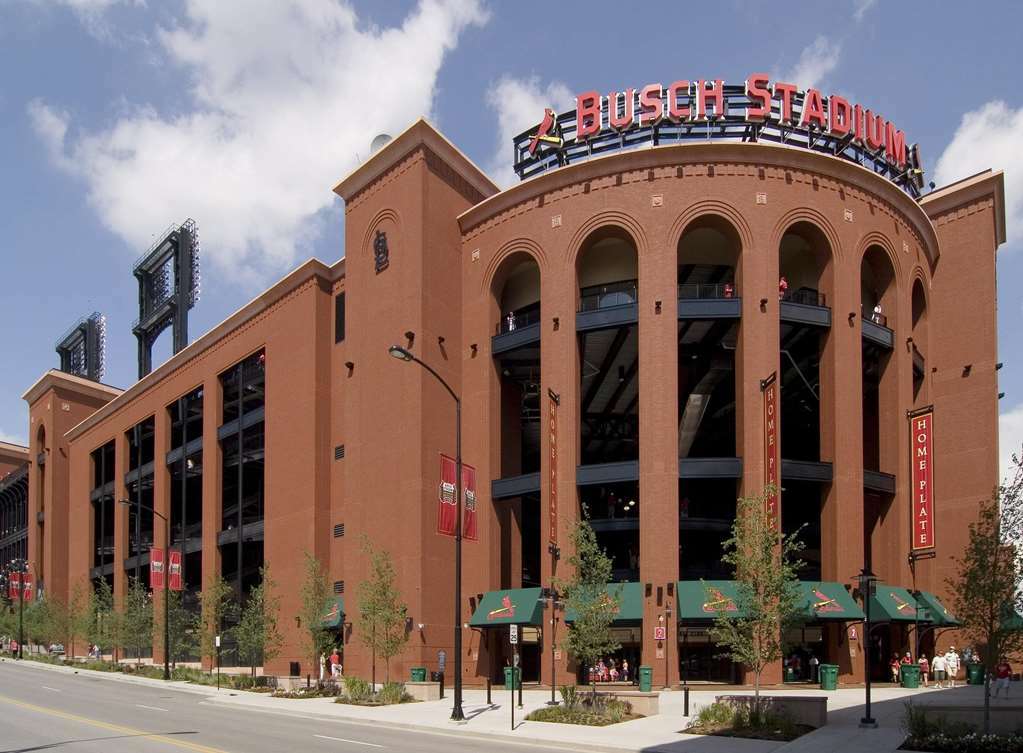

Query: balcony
[[862, 307, 894, 349], [864, 469, 897, 494], [780, 288, 831, 328], [677, 282, 741, 319], [577, 280, 639, 332]]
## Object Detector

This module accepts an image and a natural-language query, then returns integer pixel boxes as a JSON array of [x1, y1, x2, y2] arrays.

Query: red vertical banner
[[548, 389, 560, 547], [438, 454, 458, 537], [762, 373, 780, 528], [21, 574, 33, 602], [168, 550, 183, 591], [8, 572, 21, 600], [150, 548, 165, 590], [910, 409, 935, 551], [462, 463, 478, 541]]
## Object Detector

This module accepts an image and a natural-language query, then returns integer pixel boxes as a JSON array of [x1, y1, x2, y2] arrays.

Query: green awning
[[564, 582, 642, 623], [800, 582, 865, 621], [469, 588, 544, 627], [677, 581, 744, 620], [870, 585, 920, 622], [914, 591, 960, 626], [321, 597, 344, 628]]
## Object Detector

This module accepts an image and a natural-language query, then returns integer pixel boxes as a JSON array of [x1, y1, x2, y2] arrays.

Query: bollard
[[486, 677, 492, 705], [306, 674, 311, 689], [518, 671, 523, 709], [439, 671, 445, 700], [683, 685, 690, 717]]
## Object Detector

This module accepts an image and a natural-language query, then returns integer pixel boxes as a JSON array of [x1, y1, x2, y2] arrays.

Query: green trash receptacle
[[638, 665, 653, 693], [819, 663, 839, 690], [784, 667, 796, 682], [900, 663, 920, 688], [503, 666, 521, 690], [967, 663, 985, 686], [410, 666, 427, 682]]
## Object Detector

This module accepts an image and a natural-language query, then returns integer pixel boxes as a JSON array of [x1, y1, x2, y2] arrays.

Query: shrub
[[377, 682, 410, 705], [696, 701, 735, 727], [560, 685, 578, 711], [343, 676, 371, 702], [902, 702, 976, 740]]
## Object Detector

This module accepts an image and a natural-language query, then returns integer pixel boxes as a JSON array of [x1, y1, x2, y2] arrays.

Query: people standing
[[932, 652, 947, 689], [622, 658, 630, 683], [506, 311, 516, 332], [809, 653, 820, 683], [918, 653, 930, 687], [945, 646, 960, 688], [778, 276, 789, 300], [329, 648, 341, 680], [872, 303, 883, 323], [890, 653, 901, 683], [993, 657, 1012, 699]]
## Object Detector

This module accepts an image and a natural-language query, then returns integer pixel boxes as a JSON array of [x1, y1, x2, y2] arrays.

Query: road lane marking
[[137, 704, 170, 711], [41, 686, 62, 692], [313, 733, 384, 748], [0, 694, 229, 753]]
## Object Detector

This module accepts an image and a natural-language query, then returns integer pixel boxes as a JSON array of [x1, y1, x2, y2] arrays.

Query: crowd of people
[[587, 656, 631, 684]]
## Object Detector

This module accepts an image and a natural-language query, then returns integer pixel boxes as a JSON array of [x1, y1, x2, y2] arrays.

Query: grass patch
[[684, 700, 813, 742], [333, 679, 416, 706], [524, 686, 641, 726]]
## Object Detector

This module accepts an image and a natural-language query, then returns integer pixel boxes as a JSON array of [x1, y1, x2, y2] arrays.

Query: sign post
[[510, 624, 519, 729], [761, 372, 780, 530], [215, 635, 221, 690]]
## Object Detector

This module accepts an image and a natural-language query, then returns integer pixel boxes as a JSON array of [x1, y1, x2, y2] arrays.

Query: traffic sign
[[509, 624, 519, 644]]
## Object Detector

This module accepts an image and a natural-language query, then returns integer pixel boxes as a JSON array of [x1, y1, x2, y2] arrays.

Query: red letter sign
[[548, 389, 559, 546], [8, 571, 21, 600], [763, 373, 780, 529], [438, 454, 458, 537], [168, 549, 183, 591], [910, 411, 935, 551], [150, 548, 165, 590], [576, 91, 602, 140]]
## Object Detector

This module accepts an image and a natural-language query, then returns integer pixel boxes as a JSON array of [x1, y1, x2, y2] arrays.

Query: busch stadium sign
[[512, 73, 925, 197]]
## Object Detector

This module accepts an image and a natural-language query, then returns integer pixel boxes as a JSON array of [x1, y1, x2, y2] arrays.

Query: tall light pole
[[120, 498, 170, 681], [856, 568, 878, 728], [388, 344, 465, 722]]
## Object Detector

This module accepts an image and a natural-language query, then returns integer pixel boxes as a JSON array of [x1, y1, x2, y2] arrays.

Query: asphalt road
[[0, 661, 563, 753]]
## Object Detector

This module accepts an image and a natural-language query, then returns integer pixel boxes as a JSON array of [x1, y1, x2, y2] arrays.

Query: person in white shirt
[[931, 653, 947, 689], [945, 647, 961, 688]]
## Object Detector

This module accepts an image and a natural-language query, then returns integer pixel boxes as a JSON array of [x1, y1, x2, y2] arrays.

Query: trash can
[[410, 666, 427, 682], [900, 663, 920, 689], [503, 666, 521, 690], [638, 665, 653, 693], [784, 667, 796, 682], [819, 664, 839, 691], [967, 663, 985, 686]]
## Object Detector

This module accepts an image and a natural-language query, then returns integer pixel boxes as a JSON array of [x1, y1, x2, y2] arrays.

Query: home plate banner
[[909, 407, 935, 551]]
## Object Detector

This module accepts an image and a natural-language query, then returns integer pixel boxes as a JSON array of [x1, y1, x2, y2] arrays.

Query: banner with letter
[[150, 547, 165, 590], [168, 549, 183, 591], [462, 463, 478, 541], [548, 389, 560, 546], [910, 409, 935, 551], [21, 573, 33, 602], [762, 372, 780, 528], [438, 454, 458, 536], [8, 572, 20, 600]]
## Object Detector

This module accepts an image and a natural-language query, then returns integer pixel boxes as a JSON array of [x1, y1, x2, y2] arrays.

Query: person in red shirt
[[917, 653, 930, 687], [993, 657, 1012, 699], [778, 276, 789, 300]]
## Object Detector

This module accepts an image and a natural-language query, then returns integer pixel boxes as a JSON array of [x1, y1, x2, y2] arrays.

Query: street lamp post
[[856, 568, 878, 728], [120, 498, 171, 681], [388, 344, 465, 722]]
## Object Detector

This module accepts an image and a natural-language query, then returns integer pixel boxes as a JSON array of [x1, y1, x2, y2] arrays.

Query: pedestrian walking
[[918, 653, 930, 687], [993, 657, 1012, 699], [890, 653, 901, 683], [945, 647, 960, 688], [932, 652, 947, 688]]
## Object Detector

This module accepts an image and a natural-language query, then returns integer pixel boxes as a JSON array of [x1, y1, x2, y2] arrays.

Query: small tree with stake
[[561, 520, 621, 699], [298, 551, 334, 680], [199, 576, 237, 669], [121, 577, 153, 667], [947, 455, 1023, 735], [232, 564, 284, 678], [709, 485, 804, 722], [357, 537, 408, 686], [89, 578, 116, 658]]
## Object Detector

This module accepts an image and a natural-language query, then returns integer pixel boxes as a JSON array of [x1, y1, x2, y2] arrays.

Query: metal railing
[[496, 305, 541, 334], [677, 282, 737, 300], [862, 306, 889, 327], [782, 288, 826, 307], [579, 280, 638, 312]]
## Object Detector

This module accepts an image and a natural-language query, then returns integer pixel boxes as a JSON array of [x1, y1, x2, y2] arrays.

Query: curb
[[0, 656, 220, 697]]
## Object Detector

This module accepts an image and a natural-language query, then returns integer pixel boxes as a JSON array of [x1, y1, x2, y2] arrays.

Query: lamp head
[[388, 345, 413, 362]]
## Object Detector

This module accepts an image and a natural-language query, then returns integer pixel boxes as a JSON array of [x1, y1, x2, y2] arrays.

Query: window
[[335, 292, 346, 343]]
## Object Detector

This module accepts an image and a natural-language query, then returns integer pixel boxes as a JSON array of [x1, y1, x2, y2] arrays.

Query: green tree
[[68, 580, 92, 659], [199, 576, 237, 667], [232, 565, 284, 677], [88, 579, 116, 657], [357, 538, 408, 685], [560, 520, 621, 697], [121, 577, 154, 667], [165, 591, 200, 668], [709, 485, 804, 717], [298, 551, 334, 679], [947, 457, 1023, 734]]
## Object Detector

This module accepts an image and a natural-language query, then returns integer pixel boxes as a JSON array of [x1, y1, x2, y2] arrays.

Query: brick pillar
[[200, 377, 222, 670], [152, 407, 171, 664]]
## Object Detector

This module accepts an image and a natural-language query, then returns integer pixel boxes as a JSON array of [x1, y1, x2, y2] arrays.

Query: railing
[[677, 282, 737, 300], [579, 280, 638, 312], [782, 288, 826, 307], [863, 306, 889, 327], [496, 305, 541, 334]]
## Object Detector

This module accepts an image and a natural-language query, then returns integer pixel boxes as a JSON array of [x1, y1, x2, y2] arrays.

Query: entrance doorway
[[679, 627, 740, 683]]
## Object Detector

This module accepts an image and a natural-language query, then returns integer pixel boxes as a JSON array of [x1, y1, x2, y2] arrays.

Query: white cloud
[[934, 100, 1023, 243], [28, 0, 488, 283], [485, 75, 573, 188], [777, 35, 842, 90], [853, 0, 877, 22], [1000, 404, 1023, 484], [0, 429, 27, 447]]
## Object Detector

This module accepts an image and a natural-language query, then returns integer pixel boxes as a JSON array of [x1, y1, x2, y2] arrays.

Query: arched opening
[[577, 227, 639, 579], [911, 279, 927, 400], [677, 217, 738, 300], [861, 246, 896, 329]]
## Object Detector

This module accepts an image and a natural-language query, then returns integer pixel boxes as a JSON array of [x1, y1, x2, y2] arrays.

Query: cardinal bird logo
[[488, 594, 516, 621], [528, 108, 564, 155], [892, 592, 913, 612], [702, 586, 738, 614], [812, 587, 842, 613]]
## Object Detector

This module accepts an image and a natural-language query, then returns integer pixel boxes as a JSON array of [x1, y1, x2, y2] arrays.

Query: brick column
[[200, 378, 222, 669], [152, 406, 171, 664]]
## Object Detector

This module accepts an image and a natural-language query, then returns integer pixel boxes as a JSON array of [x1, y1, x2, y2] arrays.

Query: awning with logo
[[676, 580, 744, 620], [870, 585, 921, 622], [914, 591, 960, 626], [321, 597, 344, 628], [469, 587, 544, 627], [799, 582, 865, 621], [564, 582, 643, 624]]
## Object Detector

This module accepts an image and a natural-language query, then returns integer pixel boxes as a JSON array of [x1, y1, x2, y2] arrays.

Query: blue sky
[[1, 0, 1021, 477]]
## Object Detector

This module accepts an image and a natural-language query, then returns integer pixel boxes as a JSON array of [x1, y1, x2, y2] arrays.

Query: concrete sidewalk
[[5, 658, 994, 753]]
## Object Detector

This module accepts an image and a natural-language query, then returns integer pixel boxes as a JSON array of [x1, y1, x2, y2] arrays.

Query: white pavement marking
[[313, 733, 384, 748], [135, 703, 169, 712], [41, 686, 61, 692]]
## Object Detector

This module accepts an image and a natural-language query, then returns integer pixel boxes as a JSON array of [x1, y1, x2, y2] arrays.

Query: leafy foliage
[[199, 575, 237, 663], [709, 485, 804, 709], [297, 551, 334, 677], [121, 577, 153, 666], [88, 578, 117, 655], [231, 564, 284, 676], [356, 537, 408, 685]]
